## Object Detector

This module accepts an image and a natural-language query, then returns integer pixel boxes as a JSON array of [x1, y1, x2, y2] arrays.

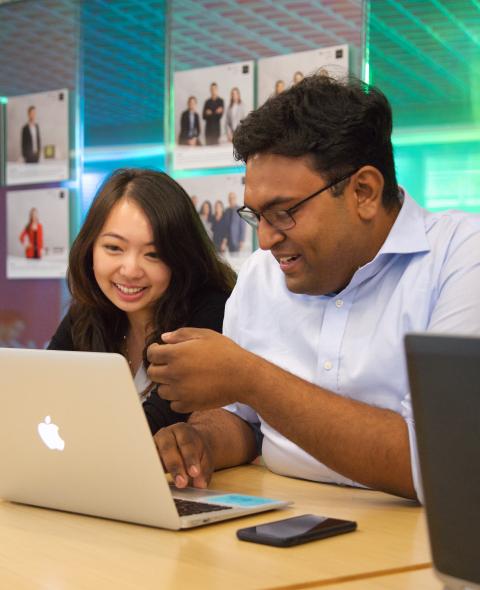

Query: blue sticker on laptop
[[210, 494, 276, 507]]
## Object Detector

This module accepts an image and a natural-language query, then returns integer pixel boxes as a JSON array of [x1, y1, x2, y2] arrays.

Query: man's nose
[[257, 217, 286, 251]]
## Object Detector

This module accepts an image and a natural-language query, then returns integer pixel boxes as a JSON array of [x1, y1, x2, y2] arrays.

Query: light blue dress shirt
[[224, 191, 480, 500]]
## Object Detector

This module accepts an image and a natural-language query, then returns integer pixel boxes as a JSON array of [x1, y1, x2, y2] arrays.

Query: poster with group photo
[[258, 44, 349, 106], [6, 89, 69, 185], [173, 61, 254, 170], [6, 188, 69, 279], [177, 174, 253, 273]]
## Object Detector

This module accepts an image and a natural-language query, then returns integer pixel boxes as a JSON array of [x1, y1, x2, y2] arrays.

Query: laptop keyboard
[[174, 498, 233, 517]]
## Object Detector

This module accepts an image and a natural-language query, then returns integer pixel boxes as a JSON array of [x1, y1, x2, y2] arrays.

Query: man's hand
[[147, 328, 255, 413], [154, 422, 213, 489]]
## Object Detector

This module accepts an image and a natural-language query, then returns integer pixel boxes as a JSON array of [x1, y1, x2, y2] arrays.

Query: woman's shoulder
[[47, 309, 74, 350], [188, 286, 231, 333], [192, 285, 231, 310]]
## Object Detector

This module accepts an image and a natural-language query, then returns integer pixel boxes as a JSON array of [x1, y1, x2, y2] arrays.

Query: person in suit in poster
[[178, 96, 201, 146], [21, 106, 41, 163], [223, 192, 246, 253], [202, 83, 224, 145]]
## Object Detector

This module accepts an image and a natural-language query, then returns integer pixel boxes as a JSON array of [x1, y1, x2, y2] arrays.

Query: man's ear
[[351, 166, 384, 221]]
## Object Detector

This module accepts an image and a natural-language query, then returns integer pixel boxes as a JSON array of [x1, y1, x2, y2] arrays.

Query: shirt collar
[[339, 189, 430, 295], [377, 189, 430, 256]]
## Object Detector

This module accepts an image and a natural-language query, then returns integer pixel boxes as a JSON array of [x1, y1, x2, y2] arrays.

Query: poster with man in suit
[[21, 105, 41, 163], [6, 89, 69, 185], [174, 61, 253, 170]]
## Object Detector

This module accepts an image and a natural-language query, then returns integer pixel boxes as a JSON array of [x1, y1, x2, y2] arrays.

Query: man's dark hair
[[233, 74, 399, 209]]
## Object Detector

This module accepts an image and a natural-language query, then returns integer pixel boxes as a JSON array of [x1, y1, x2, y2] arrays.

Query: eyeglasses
[[237, 171, 356, 231]]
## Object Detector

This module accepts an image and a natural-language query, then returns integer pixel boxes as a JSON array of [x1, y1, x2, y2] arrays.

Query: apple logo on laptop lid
[[37, 416, 65, 451]]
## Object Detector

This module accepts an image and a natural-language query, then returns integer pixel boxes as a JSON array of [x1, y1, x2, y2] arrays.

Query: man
[[202, 83, 224, 145], [21, 105, 41, 163], [178, 96, 201, 146], [223, 192, 246, 253], [147, 75, 480, 501]]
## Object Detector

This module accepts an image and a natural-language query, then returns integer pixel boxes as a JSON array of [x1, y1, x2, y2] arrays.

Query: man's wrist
[[236, 349, 269, 406]]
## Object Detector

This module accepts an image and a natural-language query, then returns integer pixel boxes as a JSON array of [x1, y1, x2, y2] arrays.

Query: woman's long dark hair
[[67, 169, 236, 356]]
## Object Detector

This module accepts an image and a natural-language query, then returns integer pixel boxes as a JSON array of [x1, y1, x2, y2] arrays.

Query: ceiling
[[0, 1, 478, 135]]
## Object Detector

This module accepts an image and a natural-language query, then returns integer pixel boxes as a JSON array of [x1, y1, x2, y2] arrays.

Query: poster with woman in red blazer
[[19, 207, 43, 259]]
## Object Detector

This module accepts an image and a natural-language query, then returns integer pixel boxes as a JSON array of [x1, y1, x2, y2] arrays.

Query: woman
[[211, 199, 228, 253], [19, 207, 43, 259], [225, 87, 245, 142], [293, 71, 304, 85], [198, 199, 213, 239], [48, 169, 236, 434], [274, 79, 285, 96]]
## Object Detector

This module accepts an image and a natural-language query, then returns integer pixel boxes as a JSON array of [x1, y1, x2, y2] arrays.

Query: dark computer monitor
[[405, 333, 480, 590]]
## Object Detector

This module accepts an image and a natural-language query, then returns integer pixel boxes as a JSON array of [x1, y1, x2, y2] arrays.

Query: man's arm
[[147, 330, 415, 499], [245, 354, 414, 499], [153, 408, 256, 488]]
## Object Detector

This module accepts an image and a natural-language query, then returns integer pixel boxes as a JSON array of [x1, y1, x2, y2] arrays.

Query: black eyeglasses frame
[[236, 170, 357, 231]]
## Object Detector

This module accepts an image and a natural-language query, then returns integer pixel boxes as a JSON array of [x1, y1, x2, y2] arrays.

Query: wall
[[1, 0, 479, 348]]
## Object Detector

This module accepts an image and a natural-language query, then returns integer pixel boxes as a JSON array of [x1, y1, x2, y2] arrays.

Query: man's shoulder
[[424, 209, 480, 248]]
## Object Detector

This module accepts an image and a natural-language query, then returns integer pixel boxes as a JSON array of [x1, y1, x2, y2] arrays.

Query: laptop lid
[[405, 333, 480, 590], [0, 348, 289, 529]]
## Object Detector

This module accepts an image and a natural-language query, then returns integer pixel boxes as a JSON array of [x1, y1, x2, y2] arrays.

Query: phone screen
[[237, 514, 357, 547]]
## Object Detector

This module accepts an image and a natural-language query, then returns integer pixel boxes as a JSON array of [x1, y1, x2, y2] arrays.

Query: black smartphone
[[236, 513, 357, 547]]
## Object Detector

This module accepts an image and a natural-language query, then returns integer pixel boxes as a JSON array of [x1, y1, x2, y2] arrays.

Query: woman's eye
[[104, 244, 121, 252], [146, 251, 160, 260]]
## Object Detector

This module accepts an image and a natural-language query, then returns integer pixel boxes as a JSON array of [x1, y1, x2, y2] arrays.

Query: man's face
[[244, 153, 365, 295], [210, 85, 218, 98], [28, 108, 36, 123], [228, 192, 237, 208], [188, 98, 196, 111]]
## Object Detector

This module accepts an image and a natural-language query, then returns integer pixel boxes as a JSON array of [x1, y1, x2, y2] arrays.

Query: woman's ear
[[351, 166, 384, 221]]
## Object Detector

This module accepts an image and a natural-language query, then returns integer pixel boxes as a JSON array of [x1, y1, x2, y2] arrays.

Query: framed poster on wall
[[176, 173, 252, 273], [258, 44, 349, 106], [5, 89, 70, 185], [6, 187, 69, 279], [173, 61, 254, 171]]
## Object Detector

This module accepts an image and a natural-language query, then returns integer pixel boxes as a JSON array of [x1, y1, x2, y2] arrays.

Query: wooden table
[[314, 567, 440, 589], [0, 464, 431, 589]]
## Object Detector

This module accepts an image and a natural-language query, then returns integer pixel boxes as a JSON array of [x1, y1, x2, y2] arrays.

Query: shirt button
[[323, 360, 333, 370], [335, 299, 343, 308]]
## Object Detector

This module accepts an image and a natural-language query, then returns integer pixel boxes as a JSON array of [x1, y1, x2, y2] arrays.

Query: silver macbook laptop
[[0, 348, 290, 529], [405, 333, 480, 590]]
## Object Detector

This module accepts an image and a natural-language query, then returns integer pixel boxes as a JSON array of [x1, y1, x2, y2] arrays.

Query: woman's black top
[[48, 287, 230, 435]]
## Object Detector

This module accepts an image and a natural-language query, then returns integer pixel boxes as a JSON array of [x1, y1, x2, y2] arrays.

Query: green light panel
[[368, 0, 480, 212]]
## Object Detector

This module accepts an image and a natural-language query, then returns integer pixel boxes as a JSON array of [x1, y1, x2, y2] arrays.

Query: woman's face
[[31, 208, 38, 222], [293, 72, 303, 84], [92, 197, 172, 325], [231, 88, 240, 103], [215, 201, 223, 216]]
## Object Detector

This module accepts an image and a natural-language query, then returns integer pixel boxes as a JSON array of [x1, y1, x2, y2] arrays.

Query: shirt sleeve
[[222, 279, 263, 453], [427, 222, 480, 334], [407, 219, 480, 503]]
